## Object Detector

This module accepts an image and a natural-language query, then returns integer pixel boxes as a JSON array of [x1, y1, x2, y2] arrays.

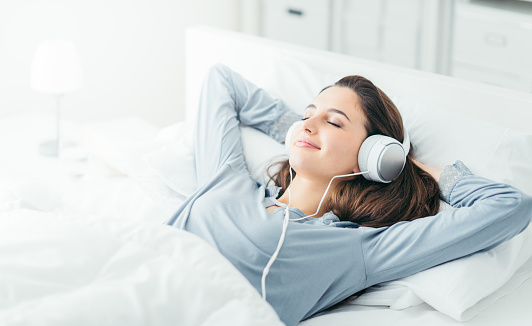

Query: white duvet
[[0, 207, 283, 326], [83, 116, 532, 323]]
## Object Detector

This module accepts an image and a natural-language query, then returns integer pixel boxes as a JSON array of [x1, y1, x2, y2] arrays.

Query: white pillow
[[144, 123, 286, 194], [143, 122, 197, 197], [392, 95, 532, 196], [82, 118, 187, 215], [240, 126, 287, 185], [351, 221, 532, 320]]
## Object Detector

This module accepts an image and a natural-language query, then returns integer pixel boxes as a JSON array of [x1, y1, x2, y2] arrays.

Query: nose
[[301, 116, 316, 134]]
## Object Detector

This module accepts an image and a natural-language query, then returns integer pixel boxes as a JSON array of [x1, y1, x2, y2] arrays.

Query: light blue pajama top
[[167, 64, 532, 326]]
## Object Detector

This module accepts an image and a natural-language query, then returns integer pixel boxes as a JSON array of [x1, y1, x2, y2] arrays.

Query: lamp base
[[38, 139, 76, 157]]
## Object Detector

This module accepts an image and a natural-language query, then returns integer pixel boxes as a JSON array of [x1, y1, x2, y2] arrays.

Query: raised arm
[[362, 161, 532, 287], [193, 64, 301, 186]]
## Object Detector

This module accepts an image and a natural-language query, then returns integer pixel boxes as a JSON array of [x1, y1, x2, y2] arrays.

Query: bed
[[1, 25, 531, 325]]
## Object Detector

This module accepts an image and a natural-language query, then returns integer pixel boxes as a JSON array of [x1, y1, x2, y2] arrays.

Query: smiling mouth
[[295, 139, 321, 149]]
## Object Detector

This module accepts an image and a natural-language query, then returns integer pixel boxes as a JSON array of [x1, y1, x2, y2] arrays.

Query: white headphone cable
[[261, 167, 293, 300], [261, 168, 368, 300]]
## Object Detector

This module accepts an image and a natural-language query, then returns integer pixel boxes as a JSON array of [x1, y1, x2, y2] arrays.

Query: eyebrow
[[305, 104, 351, 122]]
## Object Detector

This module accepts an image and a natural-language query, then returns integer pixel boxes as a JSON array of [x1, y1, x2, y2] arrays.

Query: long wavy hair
[[268, 75, 440, 228]]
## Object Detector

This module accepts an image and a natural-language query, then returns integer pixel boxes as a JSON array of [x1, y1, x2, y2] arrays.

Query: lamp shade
[[31, 40, 82, 94]]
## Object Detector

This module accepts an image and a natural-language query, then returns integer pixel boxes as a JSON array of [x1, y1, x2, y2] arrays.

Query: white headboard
[[184, 25, 532, 194], [185, 25, 532, 134]]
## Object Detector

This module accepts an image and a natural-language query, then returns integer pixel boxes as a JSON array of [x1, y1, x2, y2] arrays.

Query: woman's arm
[[193, 64, 300, 186], [362, 161, 532, 287]]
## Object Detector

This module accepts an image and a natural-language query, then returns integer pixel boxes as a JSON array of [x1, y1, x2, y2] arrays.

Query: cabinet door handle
[[287, 8, 303, 16], [484, 33, 507, 47]]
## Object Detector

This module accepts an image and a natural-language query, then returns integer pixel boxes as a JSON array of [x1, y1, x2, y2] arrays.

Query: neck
[[277, 173, 341, 218]]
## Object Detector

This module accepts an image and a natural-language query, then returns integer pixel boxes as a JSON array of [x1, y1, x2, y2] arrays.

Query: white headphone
[[285, 120, 410, 183], [262, 120, 410, 300]]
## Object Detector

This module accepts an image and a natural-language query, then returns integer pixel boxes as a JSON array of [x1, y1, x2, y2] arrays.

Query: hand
[[411, 158, 444, 182]]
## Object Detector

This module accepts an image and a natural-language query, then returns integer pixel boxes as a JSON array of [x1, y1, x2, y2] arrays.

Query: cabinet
[[258, 0, 444, 73], [251, 0, 532, 93], [451, 0, 532, 92], [261, 0, 331, 51], [338, 0, 441, 71]]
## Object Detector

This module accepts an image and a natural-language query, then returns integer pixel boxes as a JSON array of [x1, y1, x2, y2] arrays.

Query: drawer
[[261, 0, 331, 50], [452, 6, 532, 76]]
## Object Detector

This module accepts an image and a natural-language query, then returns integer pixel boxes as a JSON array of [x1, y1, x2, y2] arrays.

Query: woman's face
[[289, 86, 369, 182]]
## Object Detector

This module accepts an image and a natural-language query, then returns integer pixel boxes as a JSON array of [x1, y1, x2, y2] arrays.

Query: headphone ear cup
[[358, 135, 407, 183], [285, 121, 303, 154], [358, 135, 381, 181]]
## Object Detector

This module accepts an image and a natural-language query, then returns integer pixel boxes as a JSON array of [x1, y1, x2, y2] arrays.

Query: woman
[[167, 64, 531, 326]]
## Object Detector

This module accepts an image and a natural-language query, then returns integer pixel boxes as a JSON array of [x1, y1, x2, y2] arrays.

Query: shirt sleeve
[[193, 64, 301, 186], [361, 160, 532, 287]]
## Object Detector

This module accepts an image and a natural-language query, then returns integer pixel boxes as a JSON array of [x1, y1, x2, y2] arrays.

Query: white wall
[[0, 0, 240, 127]]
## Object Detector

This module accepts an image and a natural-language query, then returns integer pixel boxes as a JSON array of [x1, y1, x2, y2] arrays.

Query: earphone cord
[[261, 167, 293, 300], [260, 168, 368, 300]]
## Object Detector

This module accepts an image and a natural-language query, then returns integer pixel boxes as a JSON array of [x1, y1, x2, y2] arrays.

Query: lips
[[295, 138, 321, 149]]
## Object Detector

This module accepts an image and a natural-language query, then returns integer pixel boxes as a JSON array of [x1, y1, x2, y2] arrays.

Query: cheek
[[327, 136, 363, 171]]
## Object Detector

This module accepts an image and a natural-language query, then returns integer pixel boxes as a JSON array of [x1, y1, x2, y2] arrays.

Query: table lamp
[[31, 40, 82, 156]]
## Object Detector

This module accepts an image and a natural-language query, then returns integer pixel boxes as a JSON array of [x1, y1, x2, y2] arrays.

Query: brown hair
[[268, 75, 440, 228]]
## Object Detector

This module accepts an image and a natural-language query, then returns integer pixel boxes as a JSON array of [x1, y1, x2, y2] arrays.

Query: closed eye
[[302, 117, 341, 128]]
